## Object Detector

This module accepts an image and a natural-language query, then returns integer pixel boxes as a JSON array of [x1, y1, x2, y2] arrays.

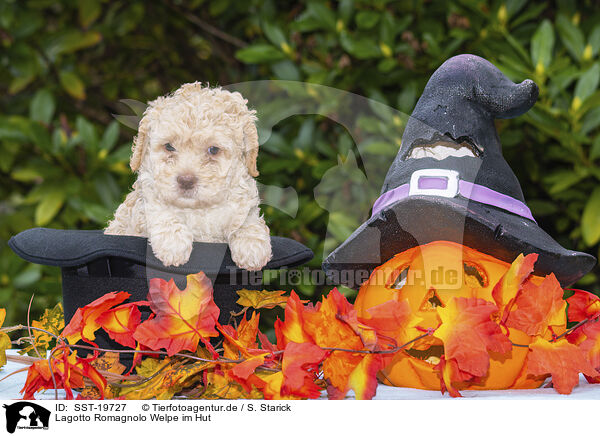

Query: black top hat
[[323, 54, 596, 289], [9, 228, 313, 355]]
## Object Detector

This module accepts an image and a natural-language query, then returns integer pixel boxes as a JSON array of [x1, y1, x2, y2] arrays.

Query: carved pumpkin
[[355, 241, 563, 390]]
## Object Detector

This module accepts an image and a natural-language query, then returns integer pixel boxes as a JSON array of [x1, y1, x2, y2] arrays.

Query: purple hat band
[[371, 168, 536, 222]]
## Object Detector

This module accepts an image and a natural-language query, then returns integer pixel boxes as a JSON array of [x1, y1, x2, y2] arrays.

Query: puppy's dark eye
[[164, 143, 176, 152], [208, 146, 220, 155]]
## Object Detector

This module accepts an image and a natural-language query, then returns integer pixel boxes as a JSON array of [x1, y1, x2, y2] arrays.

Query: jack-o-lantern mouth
[[405, 345, 444, 366]]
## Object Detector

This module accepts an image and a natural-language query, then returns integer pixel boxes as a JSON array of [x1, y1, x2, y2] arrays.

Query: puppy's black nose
[[177, 174, 197, 190]]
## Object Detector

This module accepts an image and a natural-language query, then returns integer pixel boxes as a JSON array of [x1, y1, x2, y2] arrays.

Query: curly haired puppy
[[105, 83, 272, 270]]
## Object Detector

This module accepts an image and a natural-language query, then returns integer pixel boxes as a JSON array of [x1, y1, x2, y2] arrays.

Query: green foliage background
[[1, 0, 600, 324]]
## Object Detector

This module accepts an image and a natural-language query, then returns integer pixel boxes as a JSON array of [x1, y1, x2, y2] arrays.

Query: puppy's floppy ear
[[243, 117, 260, 177], [130, 116, 150, 172]]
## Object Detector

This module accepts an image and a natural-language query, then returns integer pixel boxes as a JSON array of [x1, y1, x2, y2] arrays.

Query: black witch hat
[[322, 54, 596, 289]]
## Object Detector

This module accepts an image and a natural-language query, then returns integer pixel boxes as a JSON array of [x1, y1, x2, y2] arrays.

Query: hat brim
[[8, 228, 313, 274], [322, 196, 596, 289]]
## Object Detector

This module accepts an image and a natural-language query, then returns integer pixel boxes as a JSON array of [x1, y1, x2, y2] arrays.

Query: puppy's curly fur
[[105, 83, 272, 270]]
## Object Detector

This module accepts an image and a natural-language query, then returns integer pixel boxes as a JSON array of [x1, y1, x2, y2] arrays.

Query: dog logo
[[3, 402, 50, 433]]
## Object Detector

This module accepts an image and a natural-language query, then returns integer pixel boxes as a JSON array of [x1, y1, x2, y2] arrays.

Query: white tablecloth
[[1, 350, 599, 400]]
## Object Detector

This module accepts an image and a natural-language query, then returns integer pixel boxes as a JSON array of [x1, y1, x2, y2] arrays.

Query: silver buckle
[[409, 169, 460, 198]]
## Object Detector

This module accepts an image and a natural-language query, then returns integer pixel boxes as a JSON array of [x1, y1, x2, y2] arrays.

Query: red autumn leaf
[[133, 272, 220, 356], [62, 291, 131, 345], [435, 356, 469, 398], [359, 298, 421, 348], [506, 274, 566, 336], [280, 341, 327, 399], [567, 290, 600, 323], [579, 321, 600, 383], [527, 337, 600, 394], [97, 302, 146, 348], [258, 330, 278, 353], [21, 348, 107, 400], [492, 253, 537, 322], [434, 297, 512, 380]]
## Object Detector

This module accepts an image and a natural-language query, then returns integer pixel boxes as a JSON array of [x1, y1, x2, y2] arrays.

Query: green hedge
[[1, 0, 599, 324]]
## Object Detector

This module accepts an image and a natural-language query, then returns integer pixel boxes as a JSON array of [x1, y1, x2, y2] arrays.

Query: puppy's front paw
[[229, 235, 272, 271], [150, 232, 194, 267]]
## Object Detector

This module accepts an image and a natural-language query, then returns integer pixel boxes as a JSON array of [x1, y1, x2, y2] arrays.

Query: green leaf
[[235, 44, 285, 63], [589, 25, 600, 58], [28, 123, 52, 153], [581, 106, 600, 135], [59, 71, 86, 100], [35, 190, 65, 226], [11, 167, 43, 182], [591, 136, 600, 160], [582, 187, 600, 246], [271, 60, 301, 81], [100, 121, 120, 152], [29, 89, 55, 125], [12, 264, 41, 288], [531, 20, 554, 70], [545, 170, 586, 194], [76, 116, 98, 150], [78, 0, 101, 28], [45, 31, 102, 59], [340, 32, 380, 59], [556, 14, 585, 60], [9, 74, 35, 94], [575, 63, 600, 103], [356, 11, 379, 29], [262, 21, 287, 47], [306, 1, 337, 31]]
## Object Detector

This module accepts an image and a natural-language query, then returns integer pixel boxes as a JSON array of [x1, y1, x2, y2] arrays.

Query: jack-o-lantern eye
[[387, 266, 410, 290], [463, 262, 487, 287]]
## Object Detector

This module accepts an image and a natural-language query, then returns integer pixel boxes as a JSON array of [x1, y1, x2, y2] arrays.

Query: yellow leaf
[[0, 308, 11, 368], [90, 352, 126, 375], [118, 358, 213, 400], [21, 302, 64, 356], [236, 289, 289, 310], [200, 372, 263, 399]]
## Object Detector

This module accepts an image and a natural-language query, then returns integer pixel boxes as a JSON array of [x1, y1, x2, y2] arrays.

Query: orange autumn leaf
[[576, 321, 600, 383], [492, 253, 537, 322], [434, 297, 512, 380], [62, 291, 130, 345], [228, 354, 269, 393], [133, 272, 219, 356], [259, 372, 297, 400], [97, 302, 145, 348], [276, 291, 312, 348], [301, 289, 366, 397], [236, 289, 289, 309], [62, 296, 112, 345], [567, 290, 600, 322], [346, 353, 390, 400], [506, 274, 566, 336], [21, 348, 106, 400], [527, 337, 599, 394], [219, 312, 266, 362]]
